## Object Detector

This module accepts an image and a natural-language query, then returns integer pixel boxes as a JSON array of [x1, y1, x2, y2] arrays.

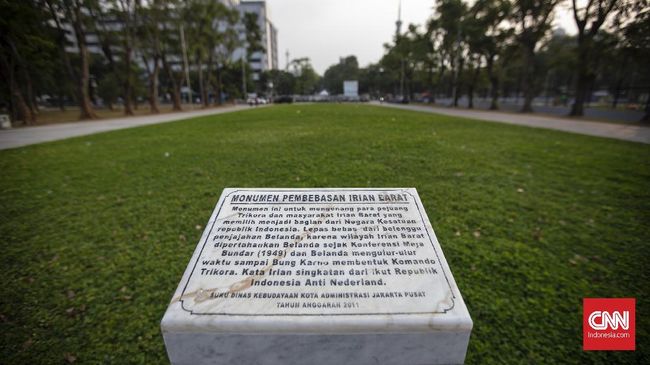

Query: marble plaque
[[161, 188, 472, 365]]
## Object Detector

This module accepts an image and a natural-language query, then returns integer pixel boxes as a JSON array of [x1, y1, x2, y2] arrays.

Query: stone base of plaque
[[161, 330, 471, 365], [161, 188, 473, 364]]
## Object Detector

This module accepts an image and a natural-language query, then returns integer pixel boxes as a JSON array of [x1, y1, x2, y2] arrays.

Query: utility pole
[[285, 49, 290, 71], [395, 0, 402, 40], [180, 25, 192, 108], [396, 0, 404, 101]]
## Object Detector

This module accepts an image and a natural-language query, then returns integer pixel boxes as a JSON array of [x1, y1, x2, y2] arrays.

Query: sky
[[265, 0, 578, 75]]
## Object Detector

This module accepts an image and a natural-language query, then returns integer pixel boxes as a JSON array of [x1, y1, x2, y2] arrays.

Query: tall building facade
[[234, 0, 279, 80], [61, 0, 278, 80]]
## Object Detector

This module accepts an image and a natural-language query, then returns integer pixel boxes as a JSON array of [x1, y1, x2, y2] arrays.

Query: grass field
[[1, 104, 648, 364]]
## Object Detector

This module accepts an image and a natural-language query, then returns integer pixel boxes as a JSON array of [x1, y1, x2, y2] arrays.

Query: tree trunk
[[0, 52, 34, 124], [77, 42, 96, 119], [162, 52, 182, 111], [172, 85, 182, 110], [520, 45, 535, 113], [611, 57, 626, 108], [123, 45, 134, 116], [58, 86, 66, 111], [427, 61, 434, 103], [149, 56, 160, 113], [570, 47, 589, 116], [453, 59, 464, 107], [13, 86, 34, 124], [434, 64, 446, 104], [215, 66, 223, 106], [71, 4, 97, 120], [485, 55, 499, 110], [468, 60, 480, 109], [570, 7, 611, 116], [25, 70, 38, 116], [198, 57, 208, 108], [45, 0, 77, 111], [642, 89, 650, 123], [468, 81, 474, 109], [206, 51, 215, 106], [612, 79, 623, 108], [5, 37, 38, 122], [489, 77, 500, 110]]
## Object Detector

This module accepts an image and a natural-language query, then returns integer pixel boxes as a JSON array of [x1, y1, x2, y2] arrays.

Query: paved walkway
[[3, 103, 648, 149], [0, 105, 253, 150], [374, 102, 650, 144]]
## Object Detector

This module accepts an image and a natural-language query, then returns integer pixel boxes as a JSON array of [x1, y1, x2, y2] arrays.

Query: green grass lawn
[[1, 104, 648, 364]]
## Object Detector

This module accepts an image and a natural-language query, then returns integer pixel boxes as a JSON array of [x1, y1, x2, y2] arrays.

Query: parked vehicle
[[274, 95, 294, 104]]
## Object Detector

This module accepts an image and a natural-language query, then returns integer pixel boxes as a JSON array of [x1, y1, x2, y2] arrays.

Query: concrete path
[[431, 97, 645, 123], [0, 105, 254, 150], [374, 102, 650, 144]]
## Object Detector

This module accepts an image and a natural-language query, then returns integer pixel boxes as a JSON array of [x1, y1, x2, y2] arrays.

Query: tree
[[220, 60, 251, 100], [462, 9, 487, 109], [209, 4, 240, 104], [0, 0, 54, 124], [185, 0, 223, 107], [388, 24, 433, 102], [44, 0, 98, 119], [359, 63, 394, 97], [263, 69, 295, 96], [86, 0, 139, 115], [569, 0, 624, 116], [537, 30, 578, 106], [379, 41, 405, 98], [110, 0, 138, 115], [97, 72, 120, 110], [430, 0, 469, 106], [409, 25, 437, 102], [242, 11, 264, 94], [378, 19, 443, 101], [426, 16, 450, 102], [158, 0, 184, 110], [136, 0, 166, 113], [469, 0, 512, 110], [323, 56, 359, 94], [511, 0, 560, 112], [289, 58, 320, 95], [243, 12, 264, 59], [621, 5, 650, 121]]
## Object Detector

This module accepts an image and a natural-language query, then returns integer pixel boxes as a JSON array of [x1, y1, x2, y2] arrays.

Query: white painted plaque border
[[174, 188, 461, 317]]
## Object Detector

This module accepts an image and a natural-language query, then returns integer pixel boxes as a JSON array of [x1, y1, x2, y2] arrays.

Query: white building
[[234, 0, 279, 79], [62, 0, 278, 78]]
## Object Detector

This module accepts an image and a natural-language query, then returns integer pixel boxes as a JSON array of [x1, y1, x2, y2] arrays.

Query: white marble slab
[[161, 188, 472, 364]]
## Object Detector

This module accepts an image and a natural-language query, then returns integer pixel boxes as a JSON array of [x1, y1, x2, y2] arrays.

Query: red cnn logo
[[583, 298, 635, 351]]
